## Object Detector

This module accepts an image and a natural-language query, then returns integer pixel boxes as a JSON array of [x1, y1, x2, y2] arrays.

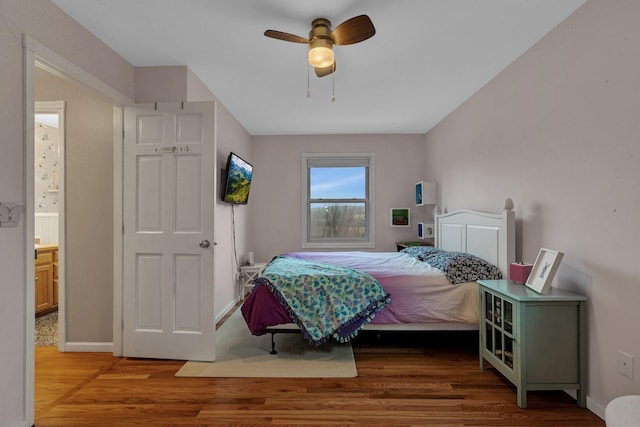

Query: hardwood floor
[[35, 331, 604, 426]]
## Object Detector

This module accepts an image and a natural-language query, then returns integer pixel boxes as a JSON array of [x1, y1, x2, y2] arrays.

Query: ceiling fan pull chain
[[331, 62, 336, 102]]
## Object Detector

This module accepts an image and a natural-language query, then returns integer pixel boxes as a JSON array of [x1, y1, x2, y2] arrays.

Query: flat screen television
[[221, 152, 253, 205]]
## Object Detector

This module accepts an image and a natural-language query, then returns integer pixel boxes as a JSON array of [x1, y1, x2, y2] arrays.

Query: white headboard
[[435, 198, 515, 276]]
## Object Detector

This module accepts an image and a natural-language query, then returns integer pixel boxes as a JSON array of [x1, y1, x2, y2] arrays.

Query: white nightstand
[[239, 262, 267, 299]]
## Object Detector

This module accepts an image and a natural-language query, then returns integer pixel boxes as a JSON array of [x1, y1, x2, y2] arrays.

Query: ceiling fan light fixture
[[265, 15, 375, 79], [308, 38, 334, 68], [308, 47, 334, 68]]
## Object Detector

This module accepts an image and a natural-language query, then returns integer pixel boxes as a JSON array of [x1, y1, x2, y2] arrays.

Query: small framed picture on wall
[[390, 208, 410, 227]]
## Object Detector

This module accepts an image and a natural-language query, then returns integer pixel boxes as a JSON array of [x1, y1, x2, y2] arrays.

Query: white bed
[[363, 198, 515, 331], [241, 199, 516, 349]]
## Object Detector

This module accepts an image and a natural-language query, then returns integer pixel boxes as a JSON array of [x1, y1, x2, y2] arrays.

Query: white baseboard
[[564, 390, 606, 420], [215, 298, 241, 324], [587, 396, 606, 420], [62, 342, 114, 353], [61, 300, 242, 353]]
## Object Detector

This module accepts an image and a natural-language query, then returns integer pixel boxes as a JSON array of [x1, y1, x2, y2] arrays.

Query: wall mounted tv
[[221, 152, 253, 205]]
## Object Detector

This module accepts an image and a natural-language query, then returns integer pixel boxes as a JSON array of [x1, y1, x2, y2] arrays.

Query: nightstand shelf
[[239, 262, 267, 299], [478, 279, 587, 409], [395, 241, 433, 252]]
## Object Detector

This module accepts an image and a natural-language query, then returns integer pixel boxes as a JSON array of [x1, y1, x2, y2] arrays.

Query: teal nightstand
[[477, 279, 587, 408]]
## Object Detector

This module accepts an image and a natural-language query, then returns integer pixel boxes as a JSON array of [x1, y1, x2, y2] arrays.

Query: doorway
[[32, 62, 120, 350], [34, 101, 65, 350]]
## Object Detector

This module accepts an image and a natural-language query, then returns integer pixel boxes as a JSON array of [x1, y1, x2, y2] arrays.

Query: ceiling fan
[[264, 15, 376, 78]]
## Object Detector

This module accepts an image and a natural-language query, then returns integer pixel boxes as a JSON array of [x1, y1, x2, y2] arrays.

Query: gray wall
[[35, 68, 114, 343], [34, 68, 254, 338], [249, 134, 427, 262], [214, 102, 252, 317], [423, 0, 640, 411]]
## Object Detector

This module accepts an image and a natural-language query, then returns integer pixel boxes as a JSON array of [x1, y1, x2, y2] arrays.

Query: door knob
[[199, 240, 211, 249]]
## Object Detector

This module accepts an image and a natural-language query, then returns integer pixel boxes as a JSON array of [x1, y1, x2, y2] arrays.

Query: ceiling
[[51, 0, 585, 136]]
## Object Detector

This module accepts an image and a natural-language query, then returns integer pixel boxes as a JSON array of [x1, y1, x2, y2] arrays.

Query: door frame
[[23, 34, 132, 424]]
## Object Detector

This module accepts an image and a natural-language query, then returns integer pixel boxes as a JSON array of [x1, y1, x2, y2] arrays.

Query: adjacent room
[[1, 1, 639, 426]]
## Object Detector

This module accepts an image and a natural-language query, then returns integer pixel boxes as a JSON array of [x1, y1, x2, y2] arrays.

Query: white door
[[123, 102, 216, 361]]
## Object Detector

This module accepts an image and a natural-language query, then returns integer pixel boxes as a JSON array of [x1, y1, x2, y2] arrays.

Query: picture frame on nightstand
[[525, 248, 564, 295]]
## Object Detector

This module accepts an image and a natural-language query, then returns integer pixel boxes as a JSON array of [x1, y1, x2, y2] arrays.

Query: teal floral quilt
[[254, 256, 391, 345]]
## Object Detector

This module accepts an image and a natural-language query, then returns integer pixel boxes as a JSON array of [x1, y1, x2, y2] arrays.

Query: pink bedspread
[[241, 251, 479, 335]]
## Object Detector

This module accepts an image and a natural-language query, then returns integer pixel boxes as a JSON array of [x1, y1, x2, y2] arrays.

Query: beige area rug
[[176, 308, 357, 378]]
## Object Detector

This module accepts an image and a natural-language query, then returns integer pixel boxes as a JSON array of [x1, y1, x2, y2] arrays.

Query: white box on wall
[[423, 222, 434, 238], [416, 181, 438, 206]]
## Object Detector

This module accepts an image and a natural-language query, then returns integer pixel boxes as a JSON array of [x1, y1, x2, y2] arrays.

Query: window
[[302, 153, 375, 248]]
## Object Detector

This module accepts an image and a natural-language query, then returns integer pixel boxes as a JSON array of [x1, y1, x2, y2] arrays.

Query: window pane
[[302, 153, 374, 248], [310, 167, 365, 199], [309, 203, 366, 239]]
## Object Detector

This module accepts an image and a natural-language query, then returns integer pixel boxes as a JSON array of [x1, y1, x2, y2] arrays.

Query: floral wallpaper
[[35, 118, 60, 213]]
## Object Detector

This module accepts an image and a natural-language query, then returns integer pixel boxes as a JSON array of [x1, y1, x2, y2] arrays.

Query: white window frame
[[302, 153, 375, 248]]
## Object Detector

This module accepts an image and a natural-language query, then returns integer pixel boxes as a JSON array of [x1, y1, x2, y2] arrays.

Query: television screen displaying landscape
[[223, 153, 253, 204]]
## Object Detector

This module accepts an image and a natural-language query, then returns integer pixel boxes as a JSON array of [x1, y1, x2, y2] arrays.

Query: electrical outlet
[[618, 351, 634, 379]]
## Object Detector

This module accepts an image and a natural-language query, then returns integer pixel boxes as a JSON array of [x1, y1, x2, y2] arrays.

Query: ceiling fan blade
[[264, 29, 309, 44], [315, 61, 336, 78], [331, 15, 375, 45]]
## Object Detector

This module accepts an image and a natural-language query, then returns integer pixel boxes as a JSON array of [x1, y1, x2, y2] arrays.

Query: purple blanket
[[242, 251, 481, 335]]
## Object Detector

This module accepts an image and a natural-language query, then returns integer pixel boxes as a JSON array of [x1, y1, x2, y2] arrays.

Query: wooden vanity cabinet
[[35, 245, 58, 315]]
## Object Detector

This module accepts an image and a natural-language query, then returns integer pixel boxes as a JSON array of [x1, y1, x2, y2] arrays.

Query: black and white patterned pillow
[[400, 245, 440, 261], [425, 251, 502, 284]]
